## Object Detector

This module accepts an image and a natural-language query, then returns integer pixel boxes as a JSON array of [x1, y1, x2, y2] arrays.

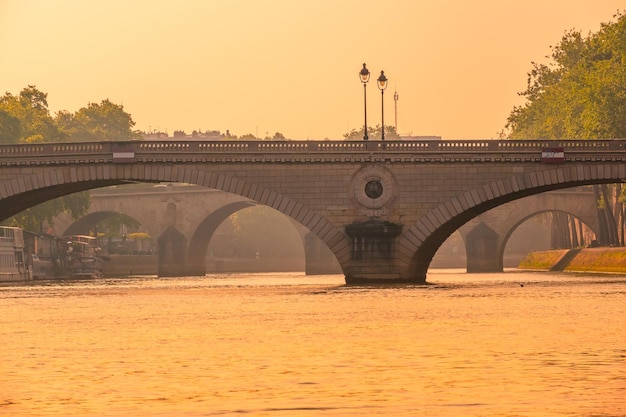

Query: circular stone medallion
[[350, 165, 397, 215]]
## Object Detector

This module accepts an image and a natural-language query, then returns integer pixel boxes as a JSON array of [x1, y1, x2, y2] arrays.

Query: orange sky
[[1, 1, 624, 140]]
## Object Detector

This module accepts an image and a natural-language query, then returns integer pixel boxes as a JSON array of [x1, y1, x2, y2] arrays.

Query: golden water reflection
[[1, 271, 625, 416]]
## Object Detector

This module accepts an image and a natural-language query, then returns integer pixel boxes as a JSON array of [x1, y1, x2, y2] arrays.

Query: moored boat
[[64, 235, 103, 279], [0, 226, 31, 282]]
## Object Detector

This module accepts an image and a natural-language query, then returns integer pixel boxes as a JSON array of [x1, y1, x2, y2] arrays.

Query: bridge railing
[[0, 143, 105, 155], [0, 139, 624, 159]]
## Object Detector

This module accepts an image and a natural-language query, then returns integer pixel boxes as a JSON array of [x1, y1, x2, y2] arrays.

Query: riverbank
[[518, 247, 626, 273]]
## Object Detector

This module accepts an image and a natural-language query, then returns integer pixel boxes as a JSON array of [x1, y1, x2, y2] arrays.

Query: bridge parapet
[[1, 139, 625, 161], [1, 140, 625, 176], [0, 143, 105, 155]]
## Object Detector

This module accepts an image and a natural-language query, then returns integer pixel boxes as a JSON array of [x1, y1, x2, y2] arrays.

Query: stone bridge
[[51, 184, 328, 274], [50, 185, 598, 275], [0, 139, 621, 284]]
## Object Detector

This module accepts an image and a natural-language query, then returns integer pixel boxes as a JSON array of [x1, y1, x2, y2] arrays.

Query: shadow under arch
[[186, 173, 351, 269], [0, 167, 351, 272], [458, 187, 599, 273], [186, 201, 258, 275], [62, 210, 142, 236], [499, 209, 598, 266], [401, 165, 622, 282], [430, 207, 596, 272], [0, 180, 128, 222], [186, 201, 339, 276]]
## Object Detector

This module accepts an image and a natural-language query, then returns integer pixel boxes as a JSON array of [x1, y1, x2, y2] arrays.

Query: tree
[[0, 85, 64, 143], [343, 124, 401, 141], [57, 99, 141, 142], [1, 88, 141, 231], [0, 109, 21, 143], [238, 133, 257, 140], [19, 85, 49, 110], [506, 11, 626, 247], [267, 132, 286, 141], [507, 12, 626, 138]]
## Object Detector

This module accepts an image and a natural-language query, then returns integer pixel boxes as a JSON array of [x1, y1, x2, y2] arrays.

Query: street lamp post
[[359, 63, 370, 140], [377, 70, 388, 140]]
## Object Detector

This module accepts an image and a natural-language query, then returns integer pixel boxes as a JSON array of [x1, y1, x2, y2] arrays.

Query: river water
[[1, 269, 625, 416]]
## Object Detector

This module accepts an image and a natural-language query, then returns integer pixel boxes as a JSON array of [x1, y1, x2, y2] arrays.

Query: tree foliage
[[0, 109, 22, 143], [506, 11, 626, 247], [264, 131, 286, 141], [56, 99, 141, 142], [506, 11, 626, 139], [343, 124, 401, 140], [239, 133, 258, 140], [0, 87, 140, 231], [0, 85, 64, 143]]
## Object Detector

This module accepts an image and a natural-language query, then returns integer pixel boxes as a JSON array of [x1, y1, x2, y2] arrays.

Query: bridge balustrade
[[52, 144, 104, 152], [258, 142, 310, 151], [0, 145, 46, 154], [198, 142, 249, 151], [382, 142, 430, 151], [437, 141, 490, 150], [559, 141, 612, 149], [496, 140, 615, 150], [316, 142, 367, 151], [139, 142, 190, 150], [0, 139, 625, 161], [497, 141, 551, 150]]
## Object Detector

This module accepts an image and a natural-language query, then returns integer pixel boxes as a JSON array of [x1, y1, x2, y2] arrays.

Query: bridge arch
[[186, 201, 257, 275], [499, 209, 596, 262], [2, 166, 350, 276], [0, 179, 125, 221], [62, 211, 118, 236], [171, 169, 349, 271], [61, 211, 147, 236], [401, 164, 623, 280], [456, 188, 599, 272]]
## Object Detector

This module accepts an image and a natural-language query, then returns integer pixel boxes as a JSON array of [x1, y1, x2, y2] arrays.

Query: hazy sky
[[2, 1, 624, 140]]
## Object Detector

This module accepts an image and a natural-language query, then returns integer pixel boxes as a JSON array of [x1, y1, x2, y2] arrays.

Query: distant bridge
[[50, 186, 598, 275], [0, 139, 621, 284]]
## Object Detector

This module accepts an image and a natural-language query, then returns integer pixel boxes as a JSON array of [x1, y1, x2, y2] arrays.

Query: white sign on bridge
[[112, 148, 135, 163], [541, 147, 565, 163]]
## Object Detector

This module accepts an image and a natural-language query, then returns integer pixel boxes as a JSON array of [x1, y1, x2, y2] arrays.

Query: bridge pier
[[157, 225, 188, 277], [465, 222, 503, 273], [344, 263, 421, 284], [344, 220, 419, 284]]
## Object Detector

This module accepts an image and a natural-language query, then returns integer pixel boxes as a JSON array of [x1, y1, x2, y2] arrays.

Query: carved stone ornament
[[350, 165, 397, 216]]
